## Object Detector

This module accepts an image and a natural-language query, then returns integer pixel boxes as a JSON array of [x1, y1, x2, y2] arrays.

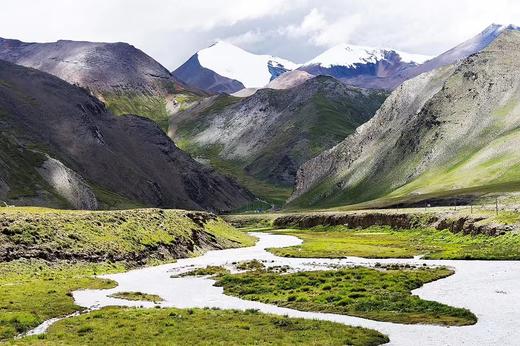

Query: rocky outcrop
[[289, 30, 520, 209], [37, 156, 98, 210], [0, 59, 253, 211], [274, 212, 513, 236], [0, 228, 225, 263]]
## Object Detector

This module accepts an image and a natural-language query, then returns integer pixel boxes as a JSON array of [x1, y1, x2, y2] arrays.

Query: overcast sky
[[1, 0, 519, 70]]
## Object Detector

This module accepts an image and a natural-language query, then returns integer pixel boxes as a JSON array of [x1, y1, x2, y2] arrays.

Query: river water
[[63, 232, 520, 345]]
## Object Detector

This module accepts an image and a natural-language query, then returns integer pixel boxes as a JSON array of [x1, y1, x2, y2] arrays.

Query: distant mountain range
[[173, 23, 520, 94], [298, 44, 431, 90], [173, 40, 429, 93], [1, 23, 520, 211]]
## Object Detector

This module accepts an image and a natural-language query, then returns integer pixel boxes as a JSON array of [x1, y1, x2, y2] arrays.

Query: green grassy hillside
[[104, 92, 200, 132]]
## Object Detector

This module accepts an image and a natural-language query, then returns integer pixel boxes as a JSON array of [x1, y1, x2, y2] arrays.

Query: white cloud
[[225, 30, 266, 46], [1, 0, 520, 68], [284, 8, 327, 38], [283, 8, 361, 47]]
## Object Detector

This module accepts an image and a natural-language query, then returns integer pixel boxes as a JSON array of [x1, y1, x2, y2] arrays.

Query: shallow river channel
[[36, 232, 520, 345]]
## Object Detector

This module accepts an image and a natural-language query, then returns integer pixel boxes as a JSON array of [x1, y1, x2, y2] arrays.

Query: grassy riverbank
[[268, 226, 520, 259], [0, 260, 122, 340], [215, 266, 476, 326], [14, 307, 389, 346], [0, 207, 255, 263]]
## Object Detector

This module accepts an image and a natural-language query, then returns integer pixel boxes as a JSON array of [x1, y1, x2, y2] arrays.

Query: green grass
[[14, 307, 389, 346], [290, 179, 520, 212], [0, 259, 121, 340], [0, 207, 255, 340], [204, 95, 241, 113], [176, 265, 230, 277], [236, 259, 265, 271], [90, 184, 145, 210], [269, 226, 520, 260], [102, 91, 200, 132], [175, 142, 292, 207], [108, 292, 163, 303], [215, 267, 476, 326], [222, 214, 277, 229], [0, 207, 255, 263], [103, 93, 171, 131], [388, 128, 520, 200]]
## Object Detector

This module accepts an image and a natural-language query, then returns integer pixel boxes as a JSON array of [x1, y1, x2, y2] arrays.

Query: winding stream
[[40, 233, 520, 345]]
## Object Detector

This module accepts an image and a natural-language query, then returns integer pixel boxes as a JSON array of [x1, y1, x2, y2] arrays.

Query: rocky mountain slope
[[0, 37, 201, 131], [0, 59, 252, 211], [170, 76, 387, 205], [298, 44, 431, 90], [173, 41, 299, 94], [289, 29, 520, 209]]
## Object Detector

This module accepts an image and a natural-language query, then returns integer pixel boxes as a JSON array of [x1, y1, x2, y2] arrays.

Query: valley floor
[[65, 231, 520, 346], [3, 207, 520, 345]]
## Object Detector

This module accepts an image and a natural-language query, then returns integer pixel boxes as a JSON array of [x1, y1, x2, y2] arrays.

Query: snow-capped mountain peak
[[196, 40, 299, 88], [304, 43, 431, 68]]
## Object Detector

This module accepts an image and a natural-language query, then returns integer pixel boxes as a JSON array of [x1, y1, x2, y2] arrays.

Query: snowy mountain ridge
[[197, 40, 300, 88], [304, 43, 431, 68]]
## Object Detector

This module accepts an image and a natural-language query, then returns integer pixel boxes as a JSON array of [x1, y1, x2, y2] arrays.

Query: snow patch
[[197, 41, 299, 88]]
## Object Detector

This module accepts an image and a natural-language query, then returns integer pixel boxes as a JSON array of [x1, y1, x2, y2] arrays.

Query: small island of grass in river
[[214, 266, 477, 326]]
